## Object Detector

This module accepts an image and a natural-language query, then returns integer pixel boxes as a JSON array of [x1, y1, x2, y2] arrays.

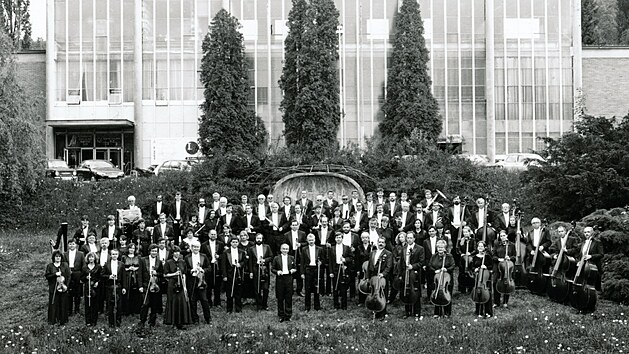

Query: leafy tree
[[198, 9, 267, 157], [521, 115, 629, 221], [597, 0, 619, 44], [618, 0, 629, 43], [582, 0, 600, 45], [379, 0, 441, 150], [0, 30, 44, 217], [279, 0, 340, 158], [1, 0, 31, 49]]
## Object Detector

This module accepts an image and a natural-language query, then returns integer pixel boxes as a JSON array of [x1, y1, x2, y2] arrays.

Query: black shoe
[[279, 318, 285, 323]]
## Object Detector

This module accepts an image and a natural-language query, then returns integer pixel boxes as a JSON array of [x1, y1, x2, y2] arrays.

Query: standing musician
[[153, 213, 175, 245], [163, 246, 192, 330], [169, 191, 189, 245], [45, 250, 70, 325], [355, 232, 373, 305], [329, 232, 353, 310], [280, 196, 294, 222], [121, 243, 143, 316], [494, 203, 512, 232], [350, 190, 361, 210], [426, 203, 448, 230], [101, 215, 122, 250], [248, 233, 273, 311], [81, 252, 101, 326], [506, 215, 526, 244], [221, 237, 247, 313], [255, 194, 270, 221], [316, 214, 333, 295], [139, 244, 163, 328], [471, 198, 494, 238], [133, 219, 152, 257], [266, 202, 289, 255], [525, 217, 552, 273], [330, 207, 345, 232], [340, 221, 360, 299], [366, 218, 383, 249], [123, 195, 143, 238], [185, 240, 212, 324], [284, 220, 307, 296], [102, 248, 126, 327], [473, 241, 493, 318], [272, 243, 297, 322], [493, 230, 516, 308], [394, 202, 414, 233], [419, 189, 436, 214], [309, 204, 325, 234], [75, 215, 97, 248], [339, 195, 355, 220], [296, 190, 314, 217], [351, 202, 369, 234], [377, 216, 395, 251], [210, 192, 221, 213], [150, 195, 169, 227], [384, 192, 401, 218], [428, 239, 455, 318], [238, 231, 255, 302], [96, 238, 110, 314], [218, 204, 239, 236], [240, 204, 262, 241], [365, 192, 375, 219], [80, 233, 99, 256], [300, 234, 324, 311], [64, 238, 85, 317], [412, 201, 428, 233], [447, 196, 470, 262], [323, 190, 339, 218], [389, 232, 408, 303], [293, 205, 309, 233], [366, 236, 393, 320], [575, 226, 604, 291], [201, 229, 224, 307], [400, 232, 424, 318], [423, 226, 440, 296], [458, 226, 477, 294]]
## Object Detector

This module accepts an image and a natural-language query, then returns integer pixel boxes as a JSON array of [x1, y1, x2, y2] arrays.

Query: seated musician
[[525, 217, 552, 273], [492, 230, 516, 308], [473, 241, 493, 318], [366, 236, 393, 320], [548, 225, 579, 261], [428, 239, 455, 318]]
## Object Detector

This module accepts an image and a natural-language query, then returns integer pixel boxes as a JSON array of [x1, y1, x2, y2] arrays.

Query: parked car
[[46, 159, 76, 181], [154, 160, 197, 176], [75, 159, 125, 181], [457, 154, 492, 166], [495, 153, 545, 171], [133, 164, 157, 177]]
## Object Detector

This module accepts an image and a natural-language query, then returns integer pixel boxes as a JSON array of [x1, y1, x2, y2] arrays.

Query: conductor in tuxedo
[[272, 243, 297, 322]]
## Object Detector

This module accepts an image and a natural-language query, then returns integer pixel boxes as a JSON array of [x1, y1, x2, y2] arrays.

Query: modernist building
[[45, 0, 581, 169]]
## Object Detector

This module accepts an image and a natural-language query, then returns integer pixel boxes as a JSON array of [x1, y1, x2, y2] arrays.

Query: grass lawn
[[0, 229, 627, 353]]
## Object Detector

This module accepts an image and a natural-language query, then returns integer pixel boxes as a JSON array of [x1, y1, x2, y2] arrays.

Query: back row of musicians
[[47, 191, 604, 328]]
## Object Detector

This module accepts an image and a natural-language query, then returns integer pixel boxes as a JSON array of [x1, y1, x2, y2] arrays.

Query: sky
[[31, 0, 46, 40]]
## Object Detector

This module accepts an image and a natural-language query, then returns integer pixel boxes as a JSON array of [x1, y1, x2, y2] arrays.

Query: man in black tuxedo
[[493, 202, 512, 232], [383, 192, 401, 219], [153, 213, 175, 245], [169, 192, 188, 244], [139, 244, 163, 327], [185, 240, 212, 324], [295, 190, 314, 217], [150, 195, 169, 226], [272, 243, 297, 322], [248, 233, 273, 311], [65, 238, 85, 316], [367, 236, 393, 319], [101, 215, 123, 250], [575, 226, 605, 292], [399, 232, 425, 318], [218, 204, 239, 233], [201, 229, 224, 307], [239, 204, 261, 240], [284, 220, 307, 296], [300, 234, 324, 311], [74, 215, 97, 248]]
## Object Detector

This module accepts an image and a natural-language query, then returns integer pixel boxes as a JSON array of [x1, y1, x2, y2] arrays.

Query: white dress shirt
[[335, 244, 344, 264], [198, 207, 206, 223], [99, 249, 108, 266], [430, 236, 437, 255], [533, 228, 541, 247], [111, 260, 119, 276], [291, 231, 299, 250], [309, 245, 316, 266], [191, 253, 201, 268], [68, 249, 76, 269], [320, 227, 329, 245], [281, 254, 289, 273], [175, 201, 182, 220], [230, 248, 239, 265], [342, 232, 352, 247], [255, 244, 264, 262], [158, 248, 167, 263], [156, 201, 162, 215], [452, 205, 462, 227], [88, 243, 98, 253], [368, 229, 379, 245]]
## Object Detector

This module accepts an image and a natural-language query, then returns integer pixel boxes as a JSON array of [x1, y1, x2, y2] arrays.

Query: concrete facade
[[582, 47, 629, 119]]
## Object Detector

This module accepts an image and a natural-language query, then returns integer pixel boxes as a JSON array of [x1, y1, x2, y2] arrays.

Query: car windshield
[[48, 160, 69, 168], [84, 160, 114, 168]]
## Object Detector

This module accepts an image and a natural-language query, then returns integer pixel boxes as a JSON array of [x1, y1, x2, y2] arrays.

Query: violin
[[195, 262, 207, 290], [496, 242, 515, 295], [568, 241, 598, 312], [149, 266, 160, 293], [471, 254, 491, 304], [546, 223, 574, 302], [430, 253, 451, 306], [365, 253, 387, 313], [56, 274, 68, 293]]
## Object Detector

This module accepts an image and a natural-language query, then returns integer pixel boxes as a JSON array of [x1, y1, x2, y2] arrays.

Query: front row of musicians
[[46, 222, 604, 327]]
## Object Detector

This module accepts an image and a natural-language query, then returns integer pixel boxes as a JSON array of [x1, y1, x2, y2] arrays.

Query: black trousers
[[493, 281, 510, 305], [139, 291, 162, 326], [425, 270, 436, 301], [403, 281, 422, 316], [226, 280, 242, 313], [276, 274, 293, 319], [252, 271, 270, 310], [207, 264, 222, 306], [173, 220, 182, 245], [304, 266, 321, 310], [190, 287, 212, 323], [332, 277, 349, 310], [68, 271, 82, 314], [106, 287, 122, 327], [84, 293, 98, 325]]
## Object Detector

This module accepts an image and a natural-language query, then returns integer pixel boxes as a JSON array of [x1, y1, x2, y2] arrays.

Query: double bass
[[512, 208, 527, 287], [472, 254, 491, 304], [358, 261, 371, 295], [568, 242, 598, 312], [365, 255, 387, 313], [430, 254, 451, 306], [546, 223, 575, 302]]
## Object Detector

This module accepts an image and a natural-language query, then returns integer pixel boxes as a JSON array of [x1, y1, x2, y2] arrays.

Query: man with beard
[[248, 233, 273, 311]]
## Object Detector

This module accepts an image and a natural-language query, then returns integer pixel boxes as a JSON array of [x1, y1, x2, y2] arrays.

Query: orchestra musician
[[458, 225, 477, 294], [249, 233, 273, 311], [280, 196, 294, 222], [284, 220, 307, 296], [365, 192, 375, 219], [218, 204, 239, 237], [351, 202, 369, 235], [123, 195, 142, 238], [323, 190, 339, 218], [384, 192, 401, 219], [423, 226, 440, 296], [240, 204, 262, 240], [389, 232, 408, 303], [340, 221, 360, 299], [309, 204, 325, 234], [316, 214, 333, 295], [80, 233, 99, 255], [75, 215, 97, 248], [81, 252, 101, 326], [375, 188, 386, 206], [238, 231, 256, 302], [153, 213, 175, 245], [548, 225, 579, 261], [133, 218, 152, 257], [139, 244, 163, 328], [201, 229, 224, 307], [210, 192, 221, 213], [272, 243, 297, 322], [221, 237, 247, 313], [102, 248, 126, 327], [295, 190, 314, 217], [185, 240, 212, 324], [525, 218, 552, 273], [163, 245, 192, 329], [255, 194, 270, 222], [121, 243, 142, 316], [428, 239, 455, 318], [419, 189, 436, 214], [446, 195, 470, 263], [65, 238, 85, 316], [350, 190, 361, 210], [401, 232, 424, 318], [45, 250, 70, 325], [473, 241, 493, 318], [101, 215, 122, 250], [96, 238, 110, 314], [356, 232, 373, 305], [339, 195, 355, 220], [494, 203, 512, 232], [266, 202, 289, 255], [329, 232, 353, 310], [366, 236, 393, 320], [493, 230, 516, 308], [576, 226, 604, 291], [300, 234, 324, 311], [150, 195, 169, 227], [236, 195, 250, 217], [169, 191, 189, 245], [293, 205, 309, 233], [394, 202, 414, 233]]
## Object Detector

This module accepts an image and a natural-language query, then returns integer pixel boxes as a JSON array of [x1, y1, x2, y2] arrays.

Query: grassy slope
[[0, 230, 627, 354]]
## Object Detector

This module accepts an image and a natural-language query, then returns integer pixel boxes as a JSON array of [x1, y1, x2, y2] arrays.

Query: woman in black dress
[[45, 250, 70, 325], [81, 252, 101, 326], [163, 246, 192, 329], [472, 241, 493, 318], [122, 243, 143, 316], [133, 219, 152, 257]]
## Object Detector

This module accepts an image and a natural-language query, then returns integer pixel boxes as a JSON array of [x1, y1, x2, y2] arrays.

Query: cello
[[496, 239, 515, 295], [471, 253, 491, 304], [475, 198, 496, 252], [568, 241, 598, 313], [526, 222, 548, 295], [365, 254, 387, 313], [430, 253, 451, 306], [358, 261, 371, 295], [546, 223, 575, 302]]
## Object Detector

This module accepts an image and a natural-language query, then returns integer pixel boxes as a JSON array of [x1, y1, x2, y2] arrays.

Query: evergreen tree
[[279, 0, 340, 156], [379, 0, 441, 150], [597, 0, 619, 44], [1, 0, 31, 49], [582, 0, 600, 45], [617, 0, 629, 43], [0, 30, 44, 212], [198, 9, 267, 157]]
